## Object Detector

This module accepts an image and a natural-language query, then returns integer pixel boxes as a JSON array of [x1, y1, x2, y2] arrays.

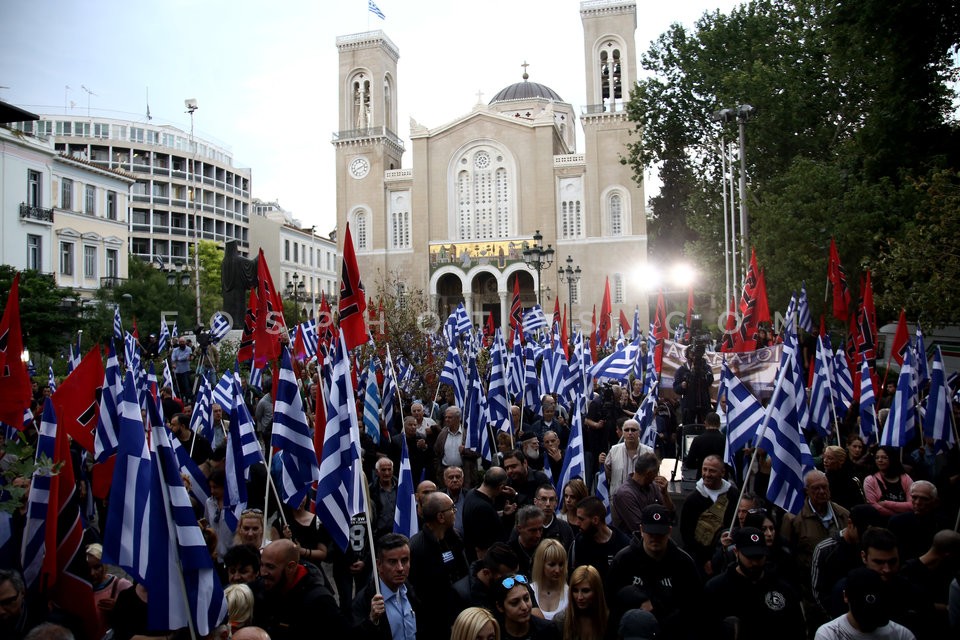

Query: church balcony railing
[[20, 202, 54, 223], [582, 102, 626, 115], [384, 168, 413, 181], [554, 154, 585, 167], [332, 126, 404, 149]]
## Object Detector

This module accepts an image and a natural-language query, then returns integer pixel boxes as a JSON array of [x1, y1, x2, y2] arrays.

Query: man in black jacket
[[353, 533, 419, 640]]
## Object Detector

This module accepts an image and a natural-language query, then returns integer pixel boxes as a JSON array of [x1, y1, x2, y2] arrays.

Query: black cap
[[519, 430, 538, 442], [848, 504, 885, 532], [620, 609, 660, 640], [845, 568, 891, 631], [640, 504, 673, 535], [733, 527, 768, 557]]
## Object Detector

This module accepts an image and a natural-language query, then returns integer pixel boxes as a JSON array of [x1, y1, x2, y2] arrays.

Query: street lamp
[[185, 98, 202, 327], [736, 104, 754, 256], [166, 260, 191, 291], [522, 229, 555, 306], [711, 103, 755, 293], [285, 273, 306, 324], [558, 255, 581, 339]]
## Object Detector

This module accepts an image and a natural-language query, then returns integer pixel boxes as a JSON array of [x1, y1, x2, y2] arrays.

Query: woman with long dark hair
[[558, 565, 608, 640], [492, 574, 560, 640], [863, 445, 913, 518]]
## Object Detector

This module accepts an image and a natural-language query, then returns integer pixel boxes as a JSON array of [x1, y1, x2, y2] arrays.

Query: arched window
[[353, 210, 369, 251], [613, 273, 624, 304], [452, 146, 514, 241], [352, 73, 371, 129], [383, 76, 392, 130], [558, 177, 584, 240], [389, 192, 411, 249], [609, 192, 623, 236]]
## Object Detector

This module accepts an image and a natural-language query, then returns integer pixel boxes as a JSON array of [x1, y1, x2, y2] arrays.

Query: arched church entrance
[[471, 271, 500, 332], [436, 273, 463, 318]]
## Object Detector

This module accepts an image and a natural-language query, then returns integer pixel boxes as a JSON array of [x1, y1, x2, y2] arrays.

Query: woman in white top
[[602, 418, 655, 496], [529, 539, 568, 621]]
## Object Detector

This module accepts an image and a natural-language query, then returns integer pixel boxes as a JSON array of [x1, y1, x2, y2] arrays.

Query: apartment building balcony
[[20, 202, 54, 223]]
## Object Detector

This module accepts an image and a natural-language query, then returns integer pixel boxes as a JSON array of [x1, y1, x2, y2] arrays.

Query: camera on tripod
[[688, 315, 712, 365], [195, 324, 212, 349]]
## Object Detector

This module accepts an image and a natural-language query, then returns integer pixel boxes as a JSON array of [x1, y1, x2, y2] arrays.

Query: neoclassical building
[[334, 0, 648, 331]]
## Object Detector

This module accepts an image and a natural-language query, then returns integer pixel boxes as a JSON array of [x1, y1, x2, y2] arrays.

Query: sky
[[1, 0, 741, 234]]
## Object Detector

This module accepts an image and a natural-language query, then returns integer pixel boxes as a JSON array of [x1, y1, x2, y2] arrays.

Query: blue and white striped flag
[[316, 332, 365, 551], [464, 350, 492, 462], [95, 339, 124, 462], [522, 305, 548, 335], [722, 369, 765, 467], [190, 375, 213, 444], [113, 307, 123, 342], [523, 342, 541, 416], [541, 327, 570, 399], [146, 421, 228, 635], [444, 303, 472, 346], [808, 336, 834, 438], [858, 358, 879, 445], [171, 321, 179, 339], [299, 318, 319, 359], [507, 329, 524, 400], [212, 369, 236, 413], [589, 335, 641, 382], [20, 399, 61, 588], [556, 399, 586, 494], [362, 357, 383, 445], [487, 330, 511, 434], [565, 332, 586, 409], [758, 359, 815, 514], [381, 345, 398, 433], [210, 312, 231, 343], [162, 360, 177, 397], [798, 281, 813, 333], [635, 380, 660, 450], [47, 363, 56, 391], [632, 306, 641, 342], [67, 335, 82, 374], [249, 364, 264, 391], [880, 346, 918, 448], [439, 342, 466, 409], [915, 325, 929, 391], [170, 426, 211, 506], [393, 435, 418, 538], [779, 295, 809, 430], [158, 320, 171, 353], [368, 0, 385, 20], [272, 348, 320, 508], [924, 346, 955, 453], [833, 347, 854, 419], [594, 465, 613, 525]]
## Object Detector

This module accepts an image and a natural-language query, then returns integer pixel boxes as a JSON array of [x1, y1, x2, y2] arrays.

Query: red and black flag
[[828, 238, 851, 322], [338, 223, 368, 351], [0, 272, 32, 428]]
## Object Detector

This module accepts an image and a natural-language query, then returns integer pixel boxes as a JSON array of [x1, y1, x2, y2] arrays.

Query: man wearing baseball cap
[[605, 504, 702, 638], [814, 567, 915, 639], [703, 527, 805, 640]]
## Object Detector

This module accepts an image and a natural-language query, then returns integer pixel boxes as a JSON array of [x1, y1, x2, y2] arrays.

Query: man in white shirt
[[815, 567, 915, 640]]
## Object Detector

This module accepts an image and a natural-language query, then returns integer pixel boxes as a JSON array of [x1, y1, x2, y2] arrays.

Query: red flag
[[685, 287, 695, 330], [856, 272, 878, 364], [828, 238, 851, 321], [0, 273, 32, 428], [338, 223, 368, 350], [618, 310, 630, 336], [598, 277, 612, 344], [720, 298, 737, 353], [237, 288, 257, 363], [317, 292, 336, 353], [51, 345, 105, 453], [733, 248, 760, 352], [890, 309, 909, 366], [653, 291, 668, 372], [510, 277, 523, 332], [755, 268, 771, 325], [552, 297, 562, 333], [561, 305, 569, 359], [590, 305, 598, 363], [293, 324, 308, 361], [484, 311, 496, 341], [254, 249, 285, 368]]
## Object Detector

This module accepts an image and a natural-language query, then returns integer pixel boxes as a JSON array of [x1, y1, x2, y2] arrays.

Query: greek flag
[[20, 399, 60, 588], [555, 399, 586, 493], [162, 361, 176, 397], [170, 425, 211, 506], [158, 321, 170, 353], [396, 356, 415, 395], [393, 435, 418, 538], [67, 336, 81, 374], [589, 335, 641, 382], [249, 364, 264, 391], [171, 321, 179, 339], [213, 369, 237, 413], [858, 358, 879, 445], [564, 332, 585, 409], [722, 369, 765, 466], [439, 342, 466, 408], [507, 329, 524, 400], [47, 363, 56, 391], [924, 346, 955, 452], [299, 318, 319, 359], [632, 306, 641, 341], [758, 359, 815, 515], [362, 357, 382, 445], [464, 350, 492, 461], [833, 347, 854, 419], [316, 332, 365, 551], [594, 465, 613, 524], [487, 331, 511, 433], [779, 295, 809, 430], [381, 345, 398, 433], [635, 380, 660, 449], [808, 336, 834, 438], [272, 348, 320, 508], [95, 339, 123, 462], [443, 303, 472, 346], [190, 375, 213, 444], [523, 342, 541, 416], [368, 0, 385, 20], [915, 325, 929, 390], [522, 305, 548, 335], [113, 307, 123, 342], [210, 312, 231, 343], [798, 281, 813, 333], [880, 346, 918, 448], [540, 327, 570, 399]]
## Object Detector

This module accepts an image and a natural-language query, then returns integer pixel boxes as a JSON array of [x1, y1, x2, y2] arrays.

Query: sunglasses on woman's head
[[501, 575, 528, 589]]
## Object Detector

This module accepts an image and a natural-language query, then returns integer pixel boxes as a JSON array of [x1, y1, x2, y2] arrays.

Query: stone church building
[[334, 0, 648, 332]]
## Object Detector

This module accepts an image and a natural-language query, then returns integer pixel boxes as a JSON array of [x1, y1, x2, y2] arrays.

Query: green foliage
[[195, 240, 224, 323], [0, 432, 37, 515], [0, 265, 81, 359]]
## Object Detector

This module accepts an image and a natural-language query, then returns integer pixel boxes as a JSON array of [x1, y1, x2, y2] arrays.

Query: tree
[[0, 266, 81, 360]]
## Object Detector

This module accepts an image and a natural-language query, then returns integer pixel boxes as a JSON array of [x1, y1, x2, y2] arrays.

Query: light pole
[[286, 273, 306, 325], [736, 104, 754, 257], [558, 255, 581, 339], [522, 229, 555, 306], [185, 98, 202, 327], [310, 225, 318, 316], [711, 107, 736, 307]]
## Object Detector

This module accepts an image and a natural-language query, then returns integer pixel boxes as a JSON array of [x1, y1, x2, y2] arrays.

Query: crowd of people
[[2, 343, 960, 640]]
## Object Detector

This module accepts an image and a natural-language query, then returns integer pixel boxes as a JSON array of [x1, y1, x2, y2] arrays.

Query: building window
[[293, 243, 299, 264], [84, 246, 97, 279], [94, 123, 110, 139], [560, 200, 583, 239], [284, 239, 290, 261], [61, 178, 73, 210], [609, 192, 623, 236], [60, 242, 74, 276], [85, 185, 96, 214], [354, 211, 369, 250], [390, 210, 410, 249], [27, 235, 42, 271], [352, 73, 372, 128], [613, 273, 624, 304], [571, 280, 581, 305], [56, 121, 72, 136], [453, 146, 514, 241], [106, 249, 118, 278], [27, 170, 41, 207], [106, 191, 117, 220]]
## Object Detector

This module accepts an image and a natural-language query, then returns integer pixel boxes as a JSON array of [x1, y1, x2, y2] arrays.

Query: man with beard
[[502, 450, 550, 508], [704, 527, 805, 640], [518, 431, 544, 471], [569, 496, 630, 581], [255, 539, 345, 639], [815, 568, 915, 640]]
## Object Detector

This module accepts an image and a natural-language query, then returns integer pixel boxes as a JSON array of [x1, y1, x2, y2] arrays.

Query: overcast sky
[[1, 0, 741, 234]]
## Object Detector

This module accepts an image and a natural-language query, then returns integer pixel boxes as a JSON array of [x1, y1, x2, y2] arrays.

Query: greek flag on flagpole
[[113, 307, 123, 342], [95, 340, 123, 462], [368, 0, 385, 20], [162, 361, 177, 398], [522, 305, 548, 335], [444, 303, 472, 346], [541, 327, 570, 399], [779, 295, 809, 430], [487, 330, 512, 433], [642, 327, 658, 396], [316, 332, 364, 551], [212, 369, 237, 412], [924, 346, 955, 453], [589, 335, 641, 382], [858, 358, 879, 445], [722, 369, 765, 467], [758, 359, 815, 514], [146, 422, 227, 636], [464, 350, 492, 462], [833, 347, 854, 419], [299, 318, 319, 359], [362, 357, 382, 445], [798, 281, 813, 333], [565, 332, 585, 410], [523, 341, 541, 416], [632, 306, 641, 341], [393, 435, 418, 538], [67, 336, 81, 374], [190, 376, 213, 443], [808, 336, 834, 438], [880, 346, 918, 448], [439, 342, 466, 408], [249, 364, 264, 391], [223, 378, 264, 528], [171, 426, 211, 506], [272, 348, 320, 508], [172, 321, 179, 339], [102, 371, 152, 583], [381, 345, 398, 432], [20, 399, 59, 588], [594, 465, 613, 525], [158, 320, 170, 353], [210, 312, 231, 343], [915, 325, 929, 390], [47, 363, 56, 391], [556, 399, 586, 493], [507, 328, 524, 399], [635, 380, 660, 449]]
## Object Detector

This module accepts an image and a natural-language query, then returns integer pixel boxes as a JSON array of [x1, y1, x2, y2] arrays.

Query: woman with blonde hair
[[451, 606, 500, 640], [530, 539, 568, 621], [224, 582, 255, 633], [559, 565, 608, 640], [558, 478, 588, 525]]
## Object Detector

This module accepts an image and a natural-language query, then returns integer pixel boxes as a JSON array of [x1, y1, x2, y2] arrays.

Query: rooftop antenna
[[64, 85, 71, 114], [80, 84, 96, 117]]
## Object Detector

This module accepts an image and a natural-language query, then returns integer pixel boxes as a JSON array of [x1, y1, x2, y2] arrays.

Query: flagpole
[[359, 479, 381, 597]]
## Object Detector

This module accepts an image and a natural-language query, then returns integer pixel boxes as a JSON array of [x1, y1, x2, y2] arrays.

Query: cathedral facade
[[333, 0, 648, 333]]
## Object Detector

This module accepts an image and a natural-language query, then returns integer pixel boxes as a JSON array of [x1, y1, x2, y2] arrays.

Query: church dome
[[489, 78, 563, 104]]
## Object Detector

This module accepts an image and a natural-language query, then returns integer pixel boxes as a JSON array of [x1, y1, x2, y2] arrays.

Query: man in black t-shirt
[[569, 496, 630, 581]]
